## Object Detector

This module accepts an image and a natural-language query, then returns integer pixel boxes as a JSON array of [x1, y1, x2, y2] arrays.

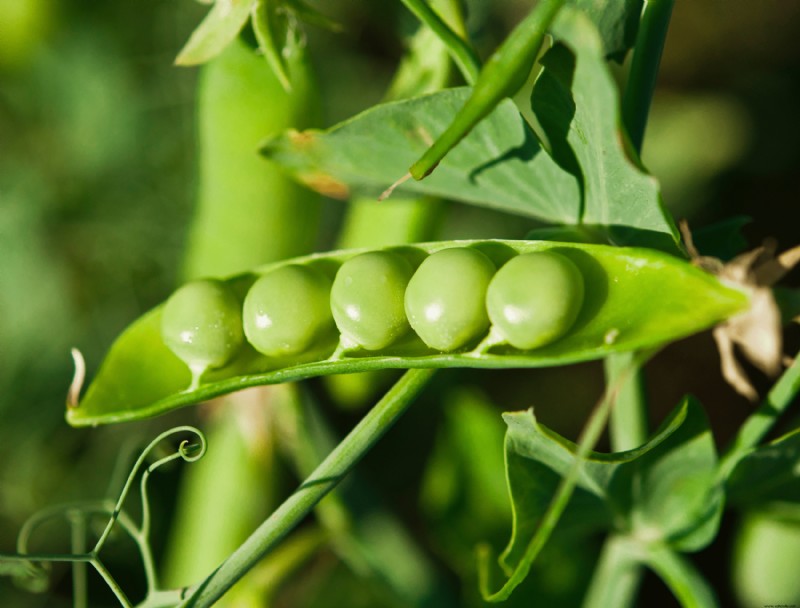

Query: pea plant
[[3, 0, 800, 606]]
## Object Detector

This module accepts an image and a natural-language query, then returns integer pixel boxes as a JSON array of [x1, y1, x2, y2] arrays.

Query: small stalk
[[179, 368, 436, 608], [606, 352, 649, 451], [641, 544, 718, 608], [68, 510, 88, 608], [717, 355, 800, 481], [582, 535, 642, 608], [408, 0, 565, 180], [398, 0, 480, 84], [621, 0, 676, 154]]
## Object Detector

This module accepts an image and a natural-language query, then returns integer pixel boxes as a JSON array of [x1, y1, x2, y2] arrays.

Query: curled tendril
[[1, 425, 208, 608]]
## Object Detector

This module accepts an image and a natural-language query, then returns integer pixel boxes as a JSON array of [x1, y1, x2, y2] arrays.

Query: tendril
[[0, 425, 208, 607]]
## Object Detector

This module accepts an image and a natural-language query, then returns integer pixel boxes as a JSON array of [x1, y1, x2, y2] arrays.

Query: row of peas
[[160, 247, 585, 381]]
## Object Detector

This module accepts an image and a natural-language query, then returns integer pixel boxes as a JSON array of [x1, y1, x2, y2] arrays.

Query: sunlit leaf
[[531, 7, 679, 250], [262, 89, 581, 222]]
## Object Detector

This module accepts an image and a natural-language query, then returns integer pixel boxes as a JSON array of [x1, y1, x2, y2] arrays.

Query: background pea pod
[[67, 239, 749, 426], [160, 32, 322, 602], [182, 36, 321, 280]]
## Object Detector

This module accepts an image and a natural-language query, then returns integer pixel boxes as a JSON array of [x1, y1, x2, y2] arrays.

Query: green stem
[[409, 0, 565, 180], [92, 558, 133, 608], [609, 0, 676, 452], [398, 0, 480, 84], [179, 368, 436, 608], [69, 510, 88, 608], [601, 358, 649, 605], [137, 590, 186, 608], [606, 352, 648, 451], [717, 355, 800, 481], [621, 0, 676, 154], [581, 535, 642, 608], [642, 544, 718, 608]]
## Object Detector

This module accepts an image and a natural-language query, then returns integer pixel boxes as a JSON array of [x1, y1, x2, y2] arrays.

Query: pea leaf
[[496, 396, 718, 578], [531, 7, 679, 250], [67, 240, 748, 426], [262, 11, 680, 251], [569, 0, 642, 60], [261, 89, 582, 224], [175, 0, 257, 66], [727, 427, 800, 508]]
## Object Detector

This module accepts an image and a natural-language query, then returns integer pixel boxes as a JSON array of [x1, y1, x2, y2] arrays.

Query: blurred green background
[[1, 0, 799, 606]]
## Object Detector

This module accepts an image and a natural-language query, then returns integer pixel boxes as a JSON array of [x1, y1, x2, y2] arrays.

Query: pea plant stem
[[399, 0, 480, 84], [621, 0, 676, 154], [68, 510, 88, 608], [605, 352, 649, 451], [408, 0, 565, 180], [609, 0, 676, 454], [717, 354, 800, 481], [581, 535, 641, 608], [178, 368, 436, 608], [641, 544, 718, 608]]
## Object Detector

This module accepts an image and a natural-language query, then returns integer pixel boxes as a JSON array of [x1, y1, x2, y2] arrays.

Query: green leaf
[[568, 0, 643, 59], [531, 7, 679, 250], [67, 240, 748, 426], [175, 0, 257, 66], [497, 396, 718, 577], [727, 426, 800, 508], [262, 89, 581, 222]]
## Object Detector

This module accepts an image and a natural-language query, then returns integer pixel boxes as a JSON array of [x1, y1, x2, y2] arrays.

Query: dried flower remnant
[[681, 220, 800, 401]]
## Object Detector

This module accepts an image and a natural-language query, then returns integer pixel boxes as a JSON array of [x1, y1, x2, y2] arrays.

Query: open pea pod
[[67, 240, 748, 426]]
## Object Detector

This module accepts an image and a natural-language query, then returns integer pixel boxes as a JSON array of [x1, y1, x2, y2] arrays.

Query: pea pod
[[67, 240, 749, 426]]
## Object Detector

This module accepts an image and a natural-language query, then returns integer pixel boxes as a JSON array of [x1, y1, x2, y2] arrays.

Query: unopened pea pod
[[67, 240, 749, 427]]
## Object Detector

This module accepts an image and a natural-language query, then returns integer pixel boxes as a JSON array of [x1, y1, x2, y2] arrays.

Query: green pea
[[243, 265, 334, 357], [331, 251, 414, 351], [404, 247, 495, 351], [160, 280, 244, 378], [486, 252, 584, 350]]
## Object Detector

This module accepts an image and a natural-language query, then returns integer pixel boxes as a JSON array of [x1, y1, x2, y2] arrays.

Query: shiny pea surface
[[331, 251, 414, 351], [487, 252, 584, 349], [160, 280, 244, 376], [404, 247, 495, 351], [243, 264, 335, 357]]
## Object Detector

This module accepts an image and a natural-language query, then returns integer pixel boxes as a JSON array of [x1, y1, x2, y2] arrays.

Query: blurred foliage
[[1, 1, 799, 607]]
